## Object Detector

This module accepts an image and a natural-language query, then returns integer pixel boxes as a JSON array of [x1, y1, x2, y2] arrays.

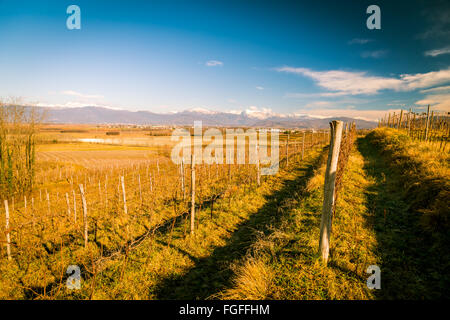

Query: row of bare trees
[[0, 100, 43, 199]]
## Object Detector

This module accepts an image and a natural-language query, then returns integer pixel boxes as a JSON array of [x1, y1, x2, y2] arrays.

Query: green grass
[[220, 142, 379, 300], [360, 129, 449, 299], [4, 128, 447, 299]]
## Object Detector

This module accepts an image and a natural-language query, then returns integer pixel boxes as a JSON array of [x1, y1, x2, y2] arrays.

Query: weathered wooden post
[[285, 133, 289, 167], [190, 154, 196, 235], [398, 110, 403, 129], [425, 105, 431, 141], [149, 172, 153, 192], [4, 200, 11, 260], [318, 120, 343, 264], [120, 176, 127, 215], [79, 184, 88, 248], [407, 108, 412, 136], [256, 140, 261, 186], [301, 131, 305, 160]]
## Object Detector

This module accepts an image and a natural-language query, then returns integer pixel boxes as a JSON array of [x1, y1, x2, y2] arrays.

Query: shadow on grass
[[154, 149, 327, 299], [357, 136, 449, 299]]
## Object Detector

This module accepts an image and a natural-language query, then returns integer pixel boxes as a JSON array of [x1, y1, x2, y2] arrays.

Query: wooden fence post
[[425, 105, 431, 141], [190, 154, 196, 235], [318, 120, 343, 264], [79, 184, 88, 248], [301, 131, 305, 160], [285, 133, 289, 167], [398, 110, 403, 129], [256, 140, 261, 186], [407, 108, 412, 136], [121, 176, 128, 215], [4, 200, 11, 260], [150, 172, 153, 192]]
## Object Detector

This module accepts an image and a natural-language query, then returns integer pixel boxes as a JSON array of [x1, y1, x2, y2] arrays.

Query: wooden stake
[[301, 131, 305, 160], [79, 184, 88, 248], [256, 140, 260, 186], [121, 176, 128, 215], [285, 133, 289, 167], [190, 154, 196, 235], [425, 105, 431, 141], [4, 200, 11, 260], [318, 120, 343, 264]]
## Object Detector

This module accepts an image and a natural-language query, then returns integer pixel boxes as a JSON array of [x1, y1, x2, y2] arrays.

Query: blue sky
[[0, 0, 449, 120]]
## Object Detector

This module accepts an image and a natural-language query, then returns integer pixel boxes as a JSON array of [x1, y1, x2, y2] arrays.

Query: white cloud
[[284, 92, 349, 98], [256, 86, 264, 90], [386, 103, 406, 106], [425, 46, 450, 57], [361, 50, 388, 59], [295, 108, 403, 122], [415, 93, 450, 112], [35, 101, 113, 108], [420, 85, 450, 94], [205, 60, 223, 67], [276, 66, 450, 96], [400, 69, 450, 90], [348, 38, 373, 45], [60, 90, 104, 99]]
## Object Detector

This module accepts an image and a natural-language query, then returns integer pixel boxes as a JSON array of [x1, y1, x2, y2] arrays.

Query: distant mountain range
[[39, 106, 377, 129]]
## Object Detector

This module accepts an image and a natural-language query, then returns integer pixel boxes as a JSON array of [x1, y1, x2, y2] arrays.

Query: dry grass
[[218, 143, 378, 300], [220, 258, 275, 300]]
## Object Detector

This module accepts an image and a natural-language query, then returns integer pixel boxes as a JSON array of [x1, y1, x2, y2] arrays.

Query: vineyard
[[1, 113, 448, 300], [1, 122, 336, 299]]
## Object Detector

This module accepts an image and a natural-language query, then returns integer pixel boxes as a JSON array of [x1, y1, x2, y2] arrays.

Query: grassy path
[[218, 140, 380, 299], [358, 135, 449, 299]]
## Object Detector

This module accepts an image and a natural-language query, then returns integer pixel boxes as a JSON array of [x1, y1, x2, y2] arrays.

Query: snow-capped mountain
[[36, 105, 377, 129]]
